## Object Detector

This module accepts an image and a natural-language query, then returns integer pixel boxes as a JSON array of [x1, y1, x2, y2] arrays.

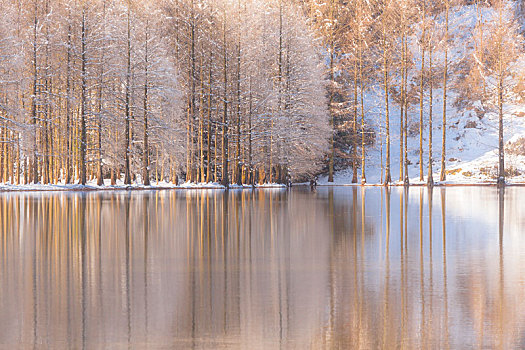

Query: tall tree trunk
[[235, 0, 242, 186], [42, 0, 51, 185], [199, 53, 205, 183], [352, 59, 358, 183], [185, 95, 192, 182], [97, 0, 107, 187], [143, 23, 150, 186], [383, 1, 391, 185], [358, 0, 366, 184], [214, 105, 219, 183], [440, 0, 449, 182], [124, 4, 132, 185], [327, 0, 335, 183], [16, 135, 21, 185], [419, 0, 426, 182], [248, 78, 253, 186], [1, 123, 6, 183], [399, 33, 405, 183], [65, 14, 73, 184], [80, 6, 88, 186], [497, 2, 505, 187], [403, 30, 409, 186], [186, 0, 196, 183], [428, 39, 434, 187], [221, 6, 229, 187], [206, 51, 213, 183]]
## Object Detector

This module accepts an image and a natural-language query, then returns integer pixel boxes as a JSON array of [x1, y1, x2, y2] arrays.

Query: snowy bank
[[0, 179, 288, 192]]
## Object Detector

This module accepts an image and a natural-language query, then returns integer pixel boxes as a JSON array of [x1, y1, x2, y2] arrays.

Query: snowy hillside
[[321, 4, 525, 185]]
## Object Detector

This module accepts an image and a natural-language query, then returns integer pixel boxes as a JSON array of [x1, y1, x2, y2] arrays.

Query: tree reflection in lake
[[0, 187, 523, 349]]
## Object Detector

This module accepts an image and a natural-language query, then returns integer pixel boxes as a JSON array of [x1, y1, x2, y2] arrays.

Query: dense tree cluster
[[0, 0, 329, 186]]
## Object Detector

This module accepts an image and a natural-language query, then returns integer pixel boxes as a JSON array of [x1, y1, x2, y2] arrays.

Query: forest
[[0, 0, 524, 187]]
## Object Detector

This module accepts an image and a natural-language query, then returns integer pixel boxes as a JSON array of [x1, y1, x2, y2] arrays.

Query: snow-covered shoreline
[[1, 180, 523, 193], [0, 180, 288, 193]]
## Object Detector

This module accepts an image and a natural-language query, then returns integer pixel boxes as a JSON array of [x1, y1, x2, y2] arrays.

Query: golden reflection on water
[[0, 187, 523, 349]]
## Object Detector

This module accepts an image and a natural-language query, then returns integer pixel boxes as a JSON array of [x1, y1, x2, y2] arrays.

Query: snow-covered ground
[[0, 179, 287, 192], [321, 4, 525, 186]]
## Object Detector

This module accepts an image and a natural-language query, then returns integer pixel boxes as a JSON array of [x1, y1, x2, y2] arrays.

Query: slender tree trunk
[[80, 7, 88, 186], [31, 0, 39, 184], [419, 0, 426, 182], [359, 28, 366, 184], [352, 59, 358, 183], [124, 5, 132, 185], [428, 39, 434, 187], [65, 14, 73, 184], [497, 2, 505, 187], [440, 0, 449, 182], [248, 78, 253, 186], [186, 95, 192, 182], [383, 1, 391, 185], [25, 157, 28, 185], [16, 135, 21, 185], [234, 0, 242, 185], [42, 0, 50, 185], [403, 30, 409, 186], [1, 123, 6, 183], [96, 1, 107, 187], [206, 51, 213, 183], [476, 0, 486, 98], [271, 0, 284, 184], [186, 0, 196, 183], [1, 121, 4, 183], [399, 33, 405, 183], [199, 54, 205, 183], [497, 74, 504, 186], [214, 107, 219, 183], [221, 6, 229, 187], [143, 24, 150, 186], [327, 0, 335, 183]]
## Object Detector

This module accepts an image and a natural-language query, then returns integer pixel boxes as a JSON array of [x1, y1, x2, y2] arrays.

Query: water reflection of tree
[[1, 189, 525, 348]]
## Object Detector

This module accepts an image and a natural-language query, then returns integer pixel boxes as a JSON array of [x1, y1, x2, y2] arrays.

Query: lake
[[0, 187, 523, 349]]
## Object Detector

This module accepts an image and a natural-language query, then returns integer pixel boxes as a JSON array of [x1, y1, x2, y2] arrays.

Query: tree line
[[1, 0, 522, 187]]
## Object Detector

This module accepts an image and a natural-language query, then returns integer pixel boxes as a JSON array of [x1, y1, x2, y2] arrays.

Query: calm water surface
[[0, 187, 523, 349]]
